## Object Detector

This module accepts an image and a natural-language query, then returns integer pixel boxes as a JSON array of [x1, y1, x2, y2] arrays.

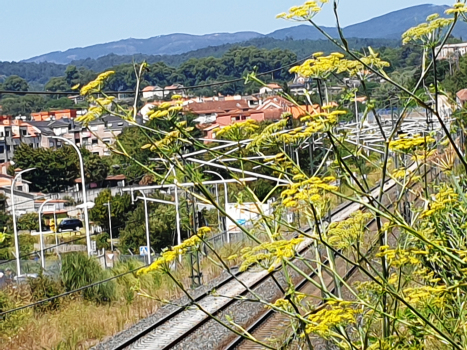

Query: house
[[29, 114, 130, 156], [30, 109, 78, 122], [259, 83, 283, 95], [289, 74, 312, 96], [0, 116, 42, 163], [435, 42, 467, 60], [165, 84, 186, 97], [142, 86, 166, 100], [0, 174, 37, 215]]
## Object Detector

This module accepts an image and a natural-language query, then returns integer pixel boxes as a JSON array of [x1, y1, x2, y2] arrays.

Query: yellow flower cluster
[[76, 105, 105, 126], [80, 71, 115, 96], [445, 2, 467, 15], [392, 167, 408, 179], [420, 186, 458, 218], [215, 119, 259, 141], [270, 292, 307, 312], [246, 118, 288, 151], [403, 285, 447, 307], [290, 50, 389, 79], [147, 100, 183, 120], [281, 176, 337, 208], [305, 303, 357, 338], [276, 0, 329, 21], [327, 211, 373, 250], [290, 52, 344, 79], [139, 227, 210, 274], [376, 246, 427, 267], [238, 237, 304, 272], [389, 134, 435, 153], [402, 14, 453, 45]]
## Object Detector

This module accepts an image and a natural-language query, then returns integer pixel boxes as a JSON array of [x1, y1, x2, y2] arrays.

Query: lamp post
[[51, 136, 91, 256], [11, 168, 35, 278], [204, 170, 229, 242], [38, 199, 54, 269], [130, 190, 151, 265], [103, 201, 114, 251]]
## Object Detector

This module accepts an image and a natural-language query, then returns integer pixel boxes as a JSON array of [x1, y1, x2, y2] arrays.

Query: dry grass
[[0, 236, 256, 350]]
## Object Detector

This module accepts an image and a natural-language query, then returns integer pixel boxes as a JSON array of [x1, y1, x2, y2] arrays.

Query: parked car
[[58, 218, 83, 232]]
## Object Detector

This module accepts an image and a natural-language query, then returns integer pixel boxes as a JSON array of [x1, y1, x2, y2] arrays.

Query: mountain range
[[23, 4, 467, 65]]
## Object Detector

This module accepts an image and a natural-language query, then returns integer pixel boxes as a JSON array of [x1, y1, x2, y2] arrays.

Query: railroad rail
[[225, 167, 437, 350], [94, 162, 428, 350]]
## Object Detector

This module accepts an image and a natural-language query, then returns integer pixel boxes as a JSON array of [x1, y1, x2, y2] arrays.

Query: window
[[117, 122, 124, 126], [92, 139, 98, 145], [0, 132, 4, 137], [6, 145, 10, 151], [102, 138, 111, 144], [17, 186, 23, 191], [241, 116, 247, 120], [107, 123, 113, 128], [21, 129, 27, 136], [0, 146, 4, 154], [90, 126, 98, 131], [5, 130, 10, 137], [49, 141, 54, 148]]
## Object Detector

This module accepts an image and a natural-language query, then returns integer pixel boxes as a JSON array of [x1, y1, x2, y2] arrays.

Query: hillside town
[[2, 1, 467, 350]]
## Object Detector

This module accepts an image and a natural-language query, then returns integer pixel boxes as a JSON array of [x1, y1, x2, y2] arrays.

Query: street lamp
[[129, 190, 151, 265], [103, 201, 114, 251], [51, 136, 91, 256], [11, 167, 35, 277], [38, 199, 55, 269], [204, 170, 229, 242]]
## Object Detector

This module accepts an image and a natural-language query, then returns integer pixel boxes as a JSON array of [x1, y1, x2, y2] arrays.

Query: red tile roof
[[188, 100, 250, 114]]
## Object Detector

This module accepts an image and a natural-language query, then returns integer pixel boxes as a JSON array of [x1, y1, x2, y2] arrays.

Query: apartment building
[[31, 115, 129, 156]]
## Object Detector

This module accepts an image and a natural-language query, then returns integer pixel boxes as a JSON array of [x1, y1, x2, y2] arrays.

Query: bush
[[94, 232, 110, 250], [60, 253, 116, 303], [0, 286, 32, 338], [112, 259, 155, 304], [28, 273, 64, 314]]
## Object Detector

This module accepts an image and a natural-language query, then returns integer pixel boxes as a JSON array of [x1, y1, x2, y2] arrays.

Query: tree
[[65, 65, 79, 86], [44, 77, 69, 92], [82, 149, 109, 183], [89, 189, 133, 236], [44, 97, 74, 109], [17, 212, 41, 232], [2, 75, 28, 92]]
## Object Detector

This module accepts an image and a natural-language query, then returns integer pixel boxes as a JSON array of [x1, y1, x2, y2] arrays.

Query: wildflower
[[305, 303, 358, 338], [277, 1, 328, 21], [402, 14, 453, 46], [327, 211, 373, 250], [238, 237, 304, 272]]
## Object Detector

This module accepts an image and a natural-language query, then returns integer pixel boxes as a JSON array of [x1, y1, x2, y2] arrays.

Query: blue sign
[[139, 246, 149, 256], [237, 219, 247, 225]]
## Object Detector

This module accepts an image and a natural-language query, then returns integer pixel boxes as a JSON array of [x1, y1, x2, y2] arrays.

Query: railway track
[[225, 168, 437, 350], [95, 163, 426, 350]]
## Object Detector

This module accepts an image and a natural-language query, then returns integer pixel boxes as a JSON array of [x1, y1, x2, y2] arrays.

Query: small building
[[259, 83, 283, 95], [435, 42, 467, 60]]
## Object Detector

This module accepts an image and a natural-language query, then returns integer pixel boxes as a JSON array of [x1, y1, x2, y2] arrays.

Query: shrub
[[60, 252, 116, 303], [112, 259, 155, 304], [0, 286, 32, 339], [28, 273, 64, 314]]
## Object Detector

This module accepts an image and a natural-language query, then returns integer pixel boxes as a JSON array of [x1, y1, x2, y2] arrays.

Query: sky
[[0, 0, 451, 62]]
